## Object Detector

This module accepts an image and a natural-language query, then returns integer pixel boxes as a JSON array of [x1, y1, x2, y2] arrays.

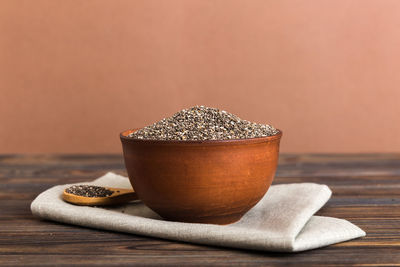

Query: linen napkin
[[31, 172, 365, 252]]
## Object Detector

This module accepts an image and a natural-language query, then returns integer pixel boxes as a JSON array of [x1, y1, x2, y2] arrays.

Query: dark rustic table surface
[[1, 154, 400, 266]]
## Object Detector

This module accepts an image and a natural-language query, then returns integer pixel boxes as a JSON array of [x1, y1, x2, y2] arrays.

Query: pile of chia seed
[[65, 185, 114, 198], [129, 106, 278, 141]]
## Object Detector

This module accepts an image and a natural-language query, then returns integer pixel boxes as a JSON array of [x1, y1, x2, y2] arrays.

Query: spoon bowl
[[63, 186, 138, 206]]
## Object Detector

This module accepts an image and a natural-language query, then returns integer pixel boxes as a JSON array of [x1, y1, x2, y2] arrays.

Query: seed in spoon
[[65, 185, 114, 198]]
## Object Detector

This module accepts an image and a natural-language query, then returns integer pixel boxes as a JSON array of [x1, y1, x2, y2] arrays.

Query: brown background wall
[[1, 0, 399, 153]]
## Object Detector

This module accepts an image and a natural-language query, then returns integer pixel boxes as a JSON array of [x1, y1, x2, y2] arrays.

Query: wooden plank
[[0, 154, 399, 266]]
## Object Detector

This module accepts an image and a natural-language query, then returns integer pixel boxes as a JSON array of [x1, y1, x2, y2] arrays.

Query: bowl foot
[[161, 212, 245, 225]]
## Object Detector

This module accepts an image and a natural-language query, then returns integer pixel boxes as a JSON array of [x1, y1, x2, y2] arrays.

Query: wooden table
[[1, 154, 399, 266]]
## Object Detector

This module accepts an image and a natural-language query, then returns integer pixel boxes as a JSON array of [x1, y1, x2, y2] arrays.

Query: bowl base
[[161, 212, 244, 225]]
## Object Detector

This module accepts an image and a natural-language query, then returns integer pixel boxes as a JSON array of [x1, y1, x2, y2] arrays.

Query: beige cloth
[[31, 172, 365, 252]]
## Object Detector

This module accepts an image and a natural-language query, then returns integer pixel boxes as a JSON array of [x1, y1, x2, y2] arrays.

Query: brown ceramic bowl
[[120, 129, 282, 225]]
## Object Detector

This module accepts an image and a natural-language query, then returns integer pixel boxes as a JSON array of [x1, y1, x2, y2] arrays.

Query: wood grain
[[1, 154, 399, 266]]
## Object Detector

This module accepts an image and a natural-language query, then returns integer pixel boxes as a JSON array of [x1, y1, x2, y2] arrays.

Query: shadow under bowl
[[120, 129, 282, 225]]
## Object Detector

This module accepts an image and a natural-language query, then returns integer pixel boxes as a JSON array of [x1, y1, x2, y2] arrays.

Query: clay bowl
[[120, 129, 282, 225]]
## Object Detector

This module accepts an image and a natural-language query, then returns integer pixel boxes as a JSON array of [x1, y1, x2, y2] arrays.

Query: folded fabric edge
[[292, 216, 366, 252], [286, 183, 333, 243], [33, 196, 362, 253]]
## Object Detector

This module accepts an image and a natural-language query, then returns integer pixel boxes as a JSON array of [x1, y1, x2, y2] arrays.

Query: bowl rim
[[120, 128, 282, 145]]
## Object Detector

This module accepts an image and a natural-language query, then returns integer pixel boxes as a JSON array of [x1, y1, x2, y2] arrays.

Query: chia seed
[[128, 106, 279, 141], [65, 185, 114, 198]]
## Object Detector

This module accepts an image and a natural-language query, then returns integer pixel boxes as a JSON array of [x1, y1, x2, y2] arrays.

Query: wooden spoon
[[62, 185, 138, 206]]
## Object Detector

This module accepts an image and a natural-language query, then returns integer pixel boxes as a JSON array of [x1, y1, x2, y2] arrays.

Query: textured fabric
[[31, 172, 365, 252]]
